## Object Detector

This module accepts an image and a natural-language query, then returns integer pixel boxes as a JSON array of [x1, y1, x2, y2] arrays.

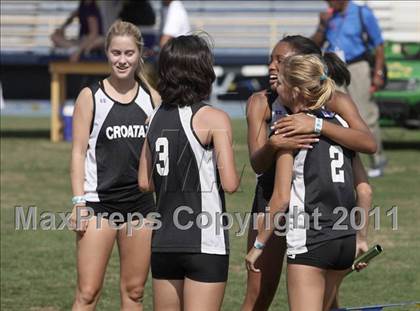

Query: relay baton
[[347, 244, 383, 275]]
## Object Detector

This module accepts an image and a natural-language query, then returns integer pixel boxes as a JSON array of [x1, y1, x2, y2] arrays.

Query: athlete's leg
[[323, 269, 348, 311], [241, 214, 286, 311], [287, 264, 326, 311], [72, 216, 117, 311], [117, 219, 152, 310], [183, 278, 226, 311], [152, 279, 184, 311]]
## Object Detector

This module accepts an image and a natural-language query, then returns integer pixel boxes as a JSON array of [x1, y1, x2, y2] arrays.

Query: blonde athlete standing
[[70, 21, 159, 310]]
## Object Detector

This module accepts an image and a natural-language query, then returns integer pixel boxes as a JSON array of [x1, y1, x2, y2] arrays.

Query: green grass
[[1, 116, 420, 310]]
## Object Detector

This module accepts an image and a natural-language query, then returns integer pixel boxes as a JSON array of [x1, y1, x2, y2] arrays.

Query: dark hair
[[280, 35, 350, 86], [158, 34, 216, 107]]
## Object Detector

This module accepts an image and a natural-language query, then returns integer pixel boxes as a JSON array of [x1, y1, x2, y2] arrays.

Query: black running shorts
[[151, 252, 229, 283], [287, 234, 356, 270]]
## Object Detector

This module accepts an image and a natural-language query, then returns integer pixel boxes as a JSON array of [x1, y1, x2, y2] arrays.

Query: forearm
[[71, 152, 86, 197], [250, 141, 277, 174], [61, 10, 77, 29], [321, 120, 377, 154], [256, 199, 288, 244], [355, 183, 371, 239], [374, 44, 385, 75], [311, 25, 326, 47]]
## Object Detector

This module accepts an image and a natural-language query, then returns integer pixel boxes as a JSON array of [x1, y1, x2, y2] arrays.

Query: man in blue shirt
[[312, 0, 387, 178]]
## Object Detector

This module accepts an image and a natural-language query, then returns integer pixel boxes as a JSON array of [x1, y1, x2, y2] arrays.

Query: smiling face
[[268, 42, 296, 91], [107, 35, 140, 80]]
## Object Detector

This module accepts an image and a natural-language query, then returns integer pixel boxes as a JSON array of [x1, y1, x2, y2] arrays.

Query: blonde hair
[[281, 54, 335, 110], [105, 20, 150, 89]]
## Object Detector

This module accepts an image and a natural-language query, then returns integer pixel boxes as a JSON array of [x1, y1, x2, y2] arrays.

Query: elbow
[[223, 178, 240, 194], [138, 178, 151, 193], [365, 140, 378, 155], [356, 183, 373, 200], [270, 193, 290, 213]]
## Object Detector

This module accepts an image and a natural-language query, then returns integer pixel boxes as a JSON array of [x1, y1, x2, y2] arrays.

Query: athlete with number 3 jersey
[[139, 34, 239, 311]]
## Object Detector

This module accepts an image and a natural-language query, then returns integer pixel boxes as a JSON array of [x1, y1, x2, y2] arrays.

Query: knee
[[123, 283, 145, 303], [76, 285, 101, 305]]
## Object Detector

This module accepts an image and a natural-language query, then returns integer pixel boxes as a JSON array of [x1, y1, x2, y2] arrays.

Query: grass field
[[1, 116, 420, 310]]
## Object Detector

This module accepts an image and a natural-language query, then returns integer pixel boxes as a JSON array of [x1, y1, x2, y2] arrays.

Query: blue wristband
[[253, 239, 265, 250], [72, 196, 86, 205], [314, 118, 323, 134]]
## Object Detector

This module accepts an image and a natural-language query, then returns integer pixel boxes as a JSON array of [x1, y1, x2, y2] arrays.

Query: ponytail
[[282, 54, 336, 111], [323, 52, 351, 87]]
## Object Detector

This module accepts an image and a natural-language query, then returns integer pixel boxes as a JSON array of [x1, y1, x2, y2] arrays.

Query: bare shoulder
[[247, 90, 271, 121], [247, 89, 269, 107], [197, 105, 231, 129], [74, 87, 94, 112], [76, 87, 93, 103]]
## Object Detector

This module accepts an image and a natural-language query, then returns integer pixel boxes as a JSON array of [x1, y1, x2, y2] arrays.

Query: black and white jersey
[[147, 102, 229, 255], [286, 110, 356, 256], [84, 80, 154, 204]]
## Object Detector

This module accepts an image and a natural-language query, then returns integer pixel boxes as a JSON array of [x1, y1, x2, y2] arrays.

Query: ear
[[291, 86, 300, 102]]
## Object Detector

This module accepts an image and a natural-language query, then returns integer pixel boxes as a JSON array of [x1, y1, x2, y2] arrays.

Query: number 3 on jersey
[[156, 137, 169, 176], [329, 145, 344, 183]]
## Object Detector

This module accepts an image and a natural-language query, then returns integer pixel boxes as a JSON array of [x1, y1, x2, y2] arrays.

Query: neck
[[108, 75, 136, 93]]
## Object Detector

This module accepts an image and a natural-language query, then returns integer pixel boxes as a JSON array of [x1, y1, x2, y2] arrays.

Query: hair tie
[[320, 74, 327, 81]]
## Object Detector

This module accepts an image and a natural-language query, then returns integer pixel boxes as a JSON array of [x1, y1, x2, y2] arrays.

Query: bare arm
[[372, 44, 385, 89], [70, 87, 93, 231], [311, 12, 329, 47], [70, 16, 102, 61], [210, 109, 239, 193], [71, 88, 93, 197], [247, 92, 318, 174], [325, 92, 377, 153], [273, 92, 377, 154], [60, 9, 78, 31], [246, 92, 277, 173], [352, 154, 371, 270], [256, 150, 293, 242], [245, 149, 293, 272], [139, 138, 155, 192]]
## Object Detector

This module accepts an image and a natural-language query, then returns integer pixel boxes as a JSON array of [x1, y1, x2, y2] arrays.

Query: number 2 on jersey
[[329, 145, 344, 183], [156, 137, 169, 176]]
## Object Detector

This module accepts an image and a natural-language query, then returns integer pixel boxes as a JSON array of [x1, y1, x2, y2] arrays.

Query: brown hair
[[158, 34, 215, 107], [281, 54, 336, 110]]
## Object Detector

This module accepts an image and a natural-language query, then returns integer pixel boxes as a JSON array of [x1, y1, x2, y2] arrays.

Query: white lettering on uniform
[[114, 126, 121, 138], [106, 125, 146, 140], [120, 125, 128, 137], [106, 127, 114, 139]]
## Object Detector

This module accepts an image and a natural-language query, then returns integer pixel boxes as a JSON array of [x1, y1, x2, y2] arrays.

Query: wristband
[[314, 118, 323, 134], [72, 195, 86, 205], [253, 238, 265, 250]]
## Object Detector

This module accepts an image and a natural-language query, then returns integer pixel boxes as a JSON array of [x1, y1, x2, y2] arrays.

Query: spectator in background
[[312, 0, 387, 178], [97, 0, 123, 35], [160, 0, 191, 47], [51, 0, 104, 62]]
